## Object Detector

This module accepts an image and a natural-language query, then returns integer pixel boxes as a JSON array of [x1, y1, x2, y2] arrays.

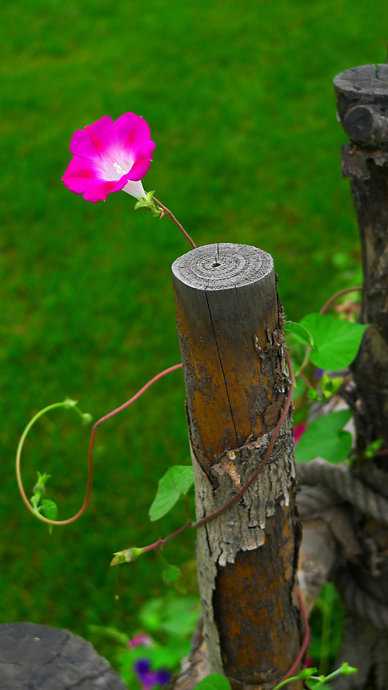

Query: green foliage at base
[[90, 593, 199, 688]]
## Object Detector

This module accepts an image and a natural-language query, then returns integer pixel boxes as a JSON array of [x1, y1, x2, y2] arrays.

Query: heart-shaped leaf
[[149, 465, 194, 521]]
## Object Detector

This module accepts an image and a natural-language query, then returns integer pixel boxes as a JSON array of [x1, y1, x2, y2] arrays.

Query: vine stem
[[193, 349, 295, 530], [295, 343, 312, 379], [16, 364, 183, 526], [319, 286, 362, 315], [117, 350, 295, 554], [153, 196, 197, 250], [16, 400, 93, 526], [282, 587, 311, 679]]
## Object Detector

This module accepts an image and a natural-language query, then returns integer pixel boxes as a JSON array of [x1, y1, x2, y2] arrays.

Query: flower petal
[[113, 112, 156, 179], [135, 659, 151, 676], [62, 156, 124, 203], [62, 156, 96, 194], [293, 423, 306, 443], [126, 148, 155, 181], [82, 180, 121, 203], [114, 112, 152, 150], [155, 670, 171, 685], [122, 180, 146, 199], [70, 116, 114, 159]]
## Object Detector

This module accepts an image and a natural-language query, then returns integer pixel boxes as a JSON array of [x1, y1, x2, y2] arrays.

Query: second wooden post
[[172, 243, 302, 689]]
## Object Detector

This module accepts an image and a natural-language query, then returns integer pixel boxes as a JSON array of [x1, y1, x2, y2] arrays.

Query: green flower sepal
[[134, 191, 161, 217]]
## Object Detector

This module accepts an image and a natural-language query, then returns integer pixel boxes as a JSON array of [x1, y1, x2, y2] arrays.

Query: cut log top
[[0, 623, 126, 690], [334, 64, 388, 98], [172, 243, 273, 292], [172, 242, 284, 467], [334, 64, 388, 147]]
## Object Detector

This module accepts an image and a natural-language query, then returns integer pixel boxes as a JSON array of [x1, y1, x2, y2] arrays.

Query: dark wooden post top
[[172, 243, 283, 472], [334, 64, 388, 147], [333, 63, 388, 452]]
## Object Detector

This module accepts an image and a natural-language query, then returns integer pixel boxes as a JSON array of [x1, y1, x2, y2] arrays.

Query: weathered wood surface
[[334, 64, 388, 148], [0, 623, 126, 690], [172, 243, 302, 690], [334, 65, 388, 457], [332, 64, 388, 689]]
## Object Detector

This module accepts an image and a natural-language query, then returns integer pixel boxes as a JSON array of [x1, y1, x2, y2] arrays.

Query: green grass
[[1, 0, 387, 663]]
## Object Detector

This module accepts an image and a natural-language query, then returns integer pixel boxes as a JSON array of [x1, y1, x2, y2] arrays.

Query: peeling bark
[[172, 243, 302, 689]]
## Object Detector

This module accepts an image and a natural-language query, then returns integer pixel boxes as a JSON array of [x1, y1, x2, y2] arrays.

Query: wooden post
[[333, 64, 388, 688], [334, 64, 388, 453], [172, 243, 302, 689]]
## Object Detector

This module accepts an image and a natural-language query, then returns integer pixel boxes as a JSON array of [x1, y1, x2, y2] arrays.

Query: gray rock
[[0, 623, 127, 690]]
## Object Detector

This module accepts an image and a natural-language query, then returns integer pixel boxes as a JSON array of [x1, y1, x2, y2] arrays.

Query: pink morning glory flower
[[128, 633, 152, 648], [62, 113, 156, 203]]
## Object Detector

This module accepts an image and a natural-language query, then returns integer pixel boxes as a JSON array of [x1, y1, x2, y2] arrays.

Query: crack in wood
[[204, 289, 239, 447]]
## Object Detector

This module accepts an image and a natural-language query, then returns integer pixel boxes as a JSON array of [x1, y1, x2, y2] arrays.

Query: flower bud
[[110, 547, 145, 567]]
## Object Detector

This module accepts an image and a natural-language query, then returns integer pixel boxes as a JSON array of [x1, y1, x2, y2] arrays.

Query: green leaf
[[308, 387, 320, 401], [299, 668, 318, 679], [300, 313, 367, 370], [149, 465, 194, 521], [88, 624, 129, 646], [308, 584, 344, 666], [162, 564, 182, 585], [365, 437, 383, 459], [40, 499, 58, 520], [159, 597, 200, 636], [34, 471, 51, 492], [139, 596, 199, 637], [139, 598, 164, 632], [285, 321, 314, 347], [338, 662, 358, 676], [295, 410, 352, 463], [320, 373, 344, 400], [31, 494, 41, 512], [193, 674, 231, 690]]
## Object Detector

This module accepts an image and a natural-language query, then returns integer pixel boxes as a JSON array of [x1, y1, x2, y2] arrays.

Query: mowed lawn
[[1, 0, 387, 656]]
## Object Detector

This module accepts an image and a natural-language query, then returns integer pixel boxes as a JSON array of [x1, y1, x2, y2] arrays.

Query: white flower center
[[113, 161, 127, 176], [98, 147, 134, 181]]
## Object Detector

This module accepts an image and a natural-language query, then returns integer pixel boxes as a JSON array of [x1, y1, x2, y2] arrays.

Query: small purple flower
[[135, 659, 151, 676], [155, 670, 171, 685], [135, 658, 171, 689]]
